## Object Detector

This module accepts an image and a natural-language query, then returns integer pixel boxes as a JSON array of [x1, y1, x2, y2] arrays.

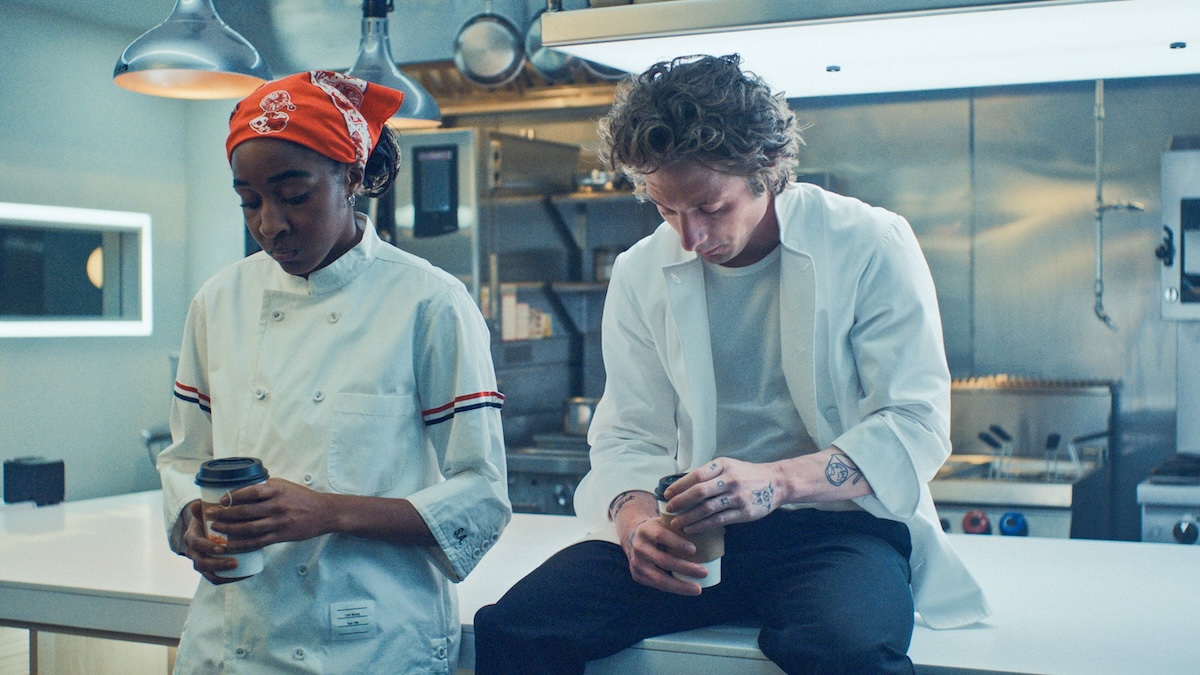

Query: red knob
[[962, 510, 992, 534]]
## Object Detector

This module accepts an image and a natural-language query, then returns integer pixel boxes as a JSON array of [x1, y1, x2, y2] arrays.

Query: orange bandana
[[226, 71, 403, 166]]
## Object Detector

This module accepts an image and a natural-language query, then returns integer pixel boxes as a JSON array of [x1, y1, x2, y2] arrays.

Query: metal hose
[[1092, 80, 1144, 331]]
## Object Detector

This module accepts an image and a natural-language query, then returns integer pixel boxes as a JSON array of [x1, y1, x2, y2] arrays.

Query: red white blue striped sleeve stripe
[[422, 391, 504, 426], [174, 381, 212, 414]]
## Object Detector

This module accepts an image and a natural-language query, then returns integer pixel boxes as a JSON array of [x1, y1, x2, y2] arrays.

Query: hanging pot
[[453, 0, 526, 88], [524, 8, 580, 84], [580, 59, 628, 82], [564, 397, 599, 436]]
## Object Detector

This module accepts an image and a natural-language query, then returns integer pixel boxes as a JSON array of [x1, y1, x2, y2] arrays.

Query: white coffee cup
[[195, 458, 269, 579]]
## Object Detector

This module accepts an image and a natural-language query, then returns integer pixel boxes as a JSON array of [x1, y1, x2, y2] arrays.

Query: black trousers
[[473, 509, 915, 675]]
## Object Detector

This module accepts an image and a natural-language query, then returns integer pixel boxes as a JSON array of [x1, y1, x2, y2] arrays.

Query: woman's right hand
[[180, 500, 243, 584]]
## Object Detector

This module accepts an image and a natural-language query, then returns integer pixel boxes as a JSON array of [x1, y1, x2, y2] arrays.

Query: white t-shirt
[[703, 246, 821, 463]]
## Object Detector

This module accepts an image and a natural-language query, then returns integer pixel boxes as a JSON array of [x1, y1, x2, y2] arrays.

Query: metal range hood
[[542, 0, 1200, 98]]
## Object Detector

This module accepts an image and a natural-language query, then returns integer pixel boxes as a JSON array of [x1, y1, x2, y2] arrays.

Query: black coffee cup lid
[[195, 457, 268, 487], [654, 473, 685, 501]]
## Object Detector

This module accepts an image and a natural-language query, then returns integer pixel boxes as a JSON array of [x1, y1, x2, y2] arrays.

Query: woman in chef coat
[[156, 70, 510, 674]]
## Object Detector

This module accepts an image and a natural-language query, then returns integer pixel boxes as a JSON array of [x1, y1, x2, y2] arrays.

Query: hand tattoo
[[608, 492, 637, 521], [825, 453, 863, 487], [752, 484, 775, 509], [628, 518, 651, 550]]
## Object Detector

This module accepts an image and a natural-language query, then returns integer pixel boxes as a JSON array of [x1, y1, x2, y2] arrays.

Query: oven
[[1139, 142, 1200, 543], [933, 448, 1111, 539], [932, 376, 1119, 539], [1138, 454, 1200, 544]]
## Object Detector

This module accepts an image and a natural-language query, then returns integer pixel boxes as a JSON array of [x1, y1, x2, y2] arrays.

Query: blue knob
[[999, 512, 1029, 536]]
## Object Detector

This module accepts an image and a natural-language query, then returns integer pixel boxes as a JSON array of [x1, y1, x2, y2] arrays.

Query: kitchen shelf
[[551, 281, 608, 292]]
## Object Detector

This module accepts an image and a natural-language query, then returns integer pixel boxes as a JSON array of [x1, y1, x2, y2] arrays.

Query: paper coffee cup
[[655, 473, 725, 588], [195, 457, 269, 579]]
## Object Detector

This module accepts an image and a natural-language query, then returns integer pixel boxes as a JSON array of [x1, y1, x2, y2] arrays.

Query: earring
[[348, 194, 357, 207]]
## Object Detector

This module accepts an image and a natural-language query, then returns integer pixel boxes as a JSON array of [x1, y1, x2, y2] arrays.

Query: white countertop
[[3, 491, 1197, 673], [0, 491, 196, 643]]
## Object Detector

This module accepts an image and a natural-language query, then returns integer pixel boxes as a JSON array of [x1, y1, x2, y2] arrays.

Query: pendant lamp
[[347, 0, 441, 129], [113, 0, 272, 100]]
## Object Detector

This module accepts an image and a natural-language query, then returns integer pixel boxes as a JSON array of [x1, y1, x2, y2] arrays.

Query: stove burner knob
[[553, 483, 573, 509], [1172, 520, 1199, 544], [962, 510, 991, 535], [999, 512, 1029, 536]]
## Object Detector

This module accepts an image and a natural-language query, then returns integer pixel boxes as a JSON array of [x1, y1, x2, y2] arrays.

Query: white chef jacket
[[158, 219, 510, 674], [576, 183, 991, 630]]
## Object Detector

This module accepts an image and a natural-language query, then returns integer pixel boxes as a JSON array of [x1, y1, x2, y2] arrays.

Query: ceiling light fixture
[[113, 0, 273, 99], [347, 0, 441, 129], [542, 0, 1200, 99]]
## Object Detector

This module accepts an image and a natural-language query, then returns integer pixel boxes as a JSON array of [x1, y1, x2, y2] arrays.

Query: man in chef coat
[[474, 53, 989, 675]]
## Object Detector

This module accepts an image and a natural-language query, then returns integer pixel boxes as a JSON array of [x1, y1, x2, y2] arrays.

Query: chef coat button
[[293, 647, 305, 660], [437, 646, 447, 658], [297, 564, 308, 576], [328, 312, 340, 323], [254, 388, 267, 399], [234, 647, 247, 658], [272, 310, 285, 321], [473, 548, 482, 557], [302, 473, 313, 485], [313, 390, 325, 402]]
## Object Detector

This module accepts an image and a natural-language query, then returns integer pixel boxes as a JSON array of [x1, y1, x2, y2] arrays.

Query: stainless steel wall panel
[[789, 76, 1200, 415], [795, 93, 974, 371]]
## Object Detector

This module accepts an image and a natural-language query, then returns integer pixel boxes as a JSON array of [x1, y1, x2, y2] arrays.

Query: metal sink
[[935, 455, 1095, 484], [935, 456, 990, 480], [931, 454, 1103, 509]]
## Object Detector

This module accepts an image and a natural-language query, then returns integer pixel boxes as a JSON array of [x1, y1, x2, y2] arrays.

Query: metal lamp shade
[[113, 0, 272, 100], [346, 13, 441, 129]]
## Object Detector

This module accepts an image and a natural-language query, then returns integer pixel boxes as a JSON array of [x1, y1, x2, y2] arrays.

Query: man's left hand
[[660, 458, 782, 533]]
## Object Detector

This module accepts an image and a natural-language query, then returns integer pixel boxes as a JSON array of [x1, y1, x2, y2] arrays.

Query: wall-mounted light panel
[[542, 0, 1200, 98], [0, 202, 152, 338]]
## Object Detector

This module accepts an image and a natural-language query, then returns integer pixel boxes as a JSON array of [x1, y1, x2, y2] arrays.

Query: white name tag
[[330, 600, 376, 641]]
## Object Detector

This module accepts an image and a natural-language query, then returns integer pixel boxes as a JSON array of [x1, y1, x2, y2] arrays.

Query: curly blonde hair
[[598, 54, 801, 198]]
